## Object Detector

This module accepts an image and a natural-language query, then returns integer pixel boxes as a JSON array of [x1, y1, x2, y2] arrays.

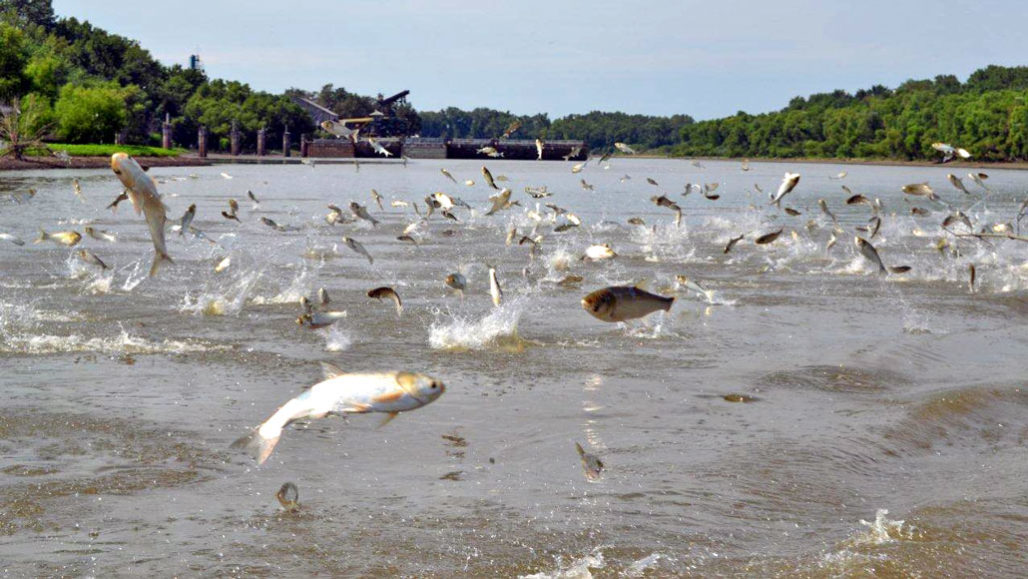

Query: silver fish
[[614, 142, 636, 154], [84, 226, 117, 243], [481, 166, 499, 190], [343, 236, 374, 264], [724, 234, 744, 254], [947, 174, 970, 195], [35, 228, 82, 246], [232, 363, 445, 464], [755, 229, 784, 245], [770, 172, 800, 206], [440, 168, 458, 184], [178, 204, 196, 235], [318, 288, 330, 305], [296, 311, 348, 329], [0, 232, 25, 246], [854, 236, 887, 274], [77, 249, 109, 270], [110, 153, 171, 276], [581, 286, 674, 323], [488, 266, 503, 307], [350, 202, 380, 226]]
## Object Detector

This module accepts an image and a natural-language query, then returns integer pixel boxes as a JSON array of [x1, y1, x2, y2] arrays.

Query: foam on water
[[180, 270, 262, 316], [520, 546, 606, 579], [250, 261, 315, 305], [0, 327, 216, 355], [320, 325, 352, 352], [428, 300, 526, 351]]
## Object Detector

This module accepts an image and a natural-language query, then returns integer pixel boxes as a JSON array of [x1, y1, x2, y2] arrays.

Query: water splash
[[180, 271, 262, 316], [428, 301, 526, 352], [853, 508, 916, 546], [0, 327, 216, 355], [320, 325, 352, 352], [520, 546, 606, 579], [251, 262, 314, 305]]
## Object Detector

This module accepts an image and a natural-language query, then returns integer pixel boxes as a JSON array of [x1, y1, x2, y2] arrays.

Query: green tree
[[0, 0, 55, 28], [53, 81, 130, 143], [0, 23, 31, 100]]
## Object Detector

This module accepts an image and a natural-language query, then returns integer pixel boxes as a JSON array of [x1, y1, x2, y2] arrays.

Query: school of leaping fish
[[7, 136, 1026, 502]]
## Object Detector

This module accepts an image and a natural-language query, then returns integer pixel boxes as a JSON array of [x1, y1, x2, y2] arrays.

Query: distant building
[[189, 54, 204, 72]]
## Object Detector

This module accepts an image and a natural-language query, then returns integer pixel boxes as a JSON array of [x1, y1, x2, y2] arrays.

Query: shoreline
[[4, 153, 1028, 172], [0, 155, 211, 171]]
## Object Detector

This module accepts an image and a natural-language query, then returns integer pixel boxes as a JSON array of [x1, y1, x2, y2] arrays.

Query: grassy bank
[[29, 144, 187, 157]]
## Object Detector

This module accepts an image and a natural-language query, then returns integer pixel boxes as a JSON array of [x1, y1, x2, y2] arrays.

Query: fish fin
[[633, 279, 650, 291], [35, 228, 46, 243], [320, 361, 346, 381], [231, 428, 280, 465], [343, 402, 373, 413], [378, 412, 399, 428], [575, 442, 586, 458], [395, 372, 419, 390], [149, 250, 173, 277]]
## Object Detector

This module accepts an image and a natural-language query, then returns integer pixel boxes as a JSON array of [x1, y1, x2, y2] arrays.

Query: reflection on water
[[1, 159, 1025, 575]]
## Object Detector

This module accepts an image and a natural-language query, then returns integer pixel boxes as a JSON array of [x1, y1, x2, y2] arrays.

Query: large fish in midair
[[232, 363, 445, 464], [110, 153, 172, 276], [581, 286, 674, 323]]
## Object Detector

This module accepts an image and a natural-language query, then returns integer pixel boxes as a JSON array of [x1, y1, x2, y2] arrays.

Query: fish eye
[[429, 381, 438, 389]]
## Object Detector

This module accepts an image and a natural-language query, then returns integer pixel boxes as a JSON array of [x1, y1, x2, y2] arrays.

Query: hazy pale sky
[[52, 1, 1028, 120]]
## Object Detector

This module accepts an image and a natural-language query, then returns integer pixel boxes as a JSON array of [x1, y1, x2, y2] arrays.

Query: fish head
[[396, 372, 446, 405], [581, 288, 616, 321]]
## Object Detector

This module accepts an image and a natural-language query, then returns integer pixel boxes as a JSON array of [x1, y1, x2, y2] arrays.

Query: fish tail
[[35, 228, 47, 243], [149, 249, 173, 277], [664, 296, 676, 312], [231, 427, 280, 465]]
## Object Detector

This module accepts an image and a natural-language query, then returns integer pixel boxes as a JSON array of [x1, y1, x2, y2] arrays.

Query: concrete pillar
[[257, 128, 266, 156], [282, 126, 291, 158], [198, 126, 208, 158], [300, 134, 309, 158], [230, 120, 241, 156], [162, 114, 172, 149], [114, 131, 124, 145]]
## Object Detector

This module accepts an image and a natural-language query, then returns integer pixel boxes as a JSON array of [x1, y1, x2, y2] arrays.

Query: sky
[[51, 0, 1028, 120]]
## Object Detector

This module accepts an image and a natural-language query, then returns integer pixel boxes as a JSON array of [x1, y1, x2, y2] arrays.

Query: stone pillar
[[198, 126, 208, 158], [230, 120, 241, 156], [257, 128, 266, 156], [114, 131, 125, 145], [300, 134, 310, 157], [282, 126, 291, 158], [162, 114, 172, 149]]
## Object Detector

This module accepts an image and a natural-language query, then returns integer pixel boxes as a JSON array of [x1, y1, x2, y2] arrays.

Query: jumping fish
[[371, 189, 383, 210], [932, 142, 971, 163], [35, 228, 82, 247], [486, 188, 514, 216], [368, 138, 393, 157], [902, 182, 937, 200], [214, 256, 231, 273], [440, 168, 458, 184], [445, 272, 467, 297], [318, 288, 331, 305], [581, 285, 674, 323], [755, 229, 784, 245], [110, 153, 172, 276], [276, 482, 300, 512], [818, 199, 838, 225], [614, 142, 636, 154], [84, 226, 118, 243], [482, 166, 499, 190], [724, 234, 744, 254], [232, 363, 445, 464], [535, 138, 544, 160], [106, 190, 129, 212], [854, 236, 886, 274], [488, 266, 503, 307], [502, 120, 521, 138], [583, 243, 617, 261], [343, 236, 374, 264], [575, 442, 604, 481], [0, 232, 25, 246], [368, 286, 403, 317], [179, 204, 196, 235], [296, 311, 348, 329], [247, 190, 260, 209], [571, 161, 586, 174], [77, 249, 109, 270], [350, 202, 380, 226], [675, 275, 715, 304], [580, 179, 594, 191], [651, 195, 682, 227], [969, 172, 990, 192], [222, 199, 241, 222], [770, 172, 801, 206], [947, 174, 970, 195]]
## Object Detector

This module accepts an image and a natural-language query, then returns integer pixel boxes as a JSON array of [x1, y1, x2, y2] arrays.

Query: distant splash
[[429, 301, 527, 352], [853, 509, 916, 546], [0, 327, 217, 355], [521, 546, 606, 579], [320, 325, 352, 352], [250, 262, 314, 306], [180, 271, 262, 316]]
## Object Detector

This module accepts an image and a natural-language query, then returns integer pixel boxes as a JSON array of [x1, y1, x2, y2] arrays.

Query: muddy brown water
[[1, 159, 1026, 576]]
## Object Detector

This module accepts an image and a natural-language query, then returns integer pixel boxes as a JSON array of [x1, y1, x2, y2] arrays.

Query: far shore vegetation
[[3, 0, 1028, 162]]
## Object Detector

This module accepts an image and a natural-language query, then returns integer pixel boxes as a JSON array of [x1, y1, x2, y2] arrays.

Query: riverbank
[[0, 155, 211, 171], [656, 154, 1028, 170]]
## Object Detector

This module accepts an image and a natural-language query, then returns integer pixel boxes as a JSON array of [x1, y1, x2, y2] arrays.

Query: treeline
[[4, 1, 1028, 161], [673, 66, 1028, 161], [415, 108, 694, 153], [0, 0, 312, 149]]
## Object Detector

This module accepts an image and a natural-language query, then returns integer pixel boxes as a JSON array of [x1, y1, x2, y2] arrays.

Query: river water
[[0, 158, 1025, 576]]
